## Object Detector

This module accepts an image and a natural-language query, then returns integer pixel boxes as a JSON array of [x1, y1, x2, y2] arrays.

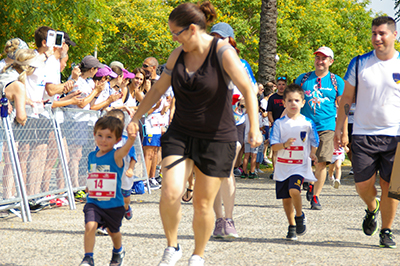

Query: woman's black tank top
[[169, 37, 237, 142]]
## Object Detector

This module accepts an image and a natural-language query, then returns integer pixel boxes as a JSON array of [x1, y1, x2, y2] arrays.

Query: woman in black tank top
[[127, 2, 262, 265]]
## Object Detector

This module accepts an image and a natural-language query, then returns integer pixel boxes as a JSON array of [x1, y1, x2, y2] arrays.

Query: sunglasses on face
[[142, 64, 151, 68], [277, 77, 287, 81], [172, 26, 190, 37]]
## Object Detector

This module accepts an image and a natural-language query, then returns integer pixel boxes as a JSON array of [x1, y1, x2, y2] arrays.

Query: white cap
[[313, 46, 334, 59]]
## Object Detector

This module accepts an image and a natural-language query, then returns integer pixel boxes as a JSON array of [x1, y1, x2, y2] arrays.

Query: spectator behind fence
[[65, 55, 106, 188], [127, 2, 262, 264], [91, 65, 122, 112], [0, 38, 29, 73], [127, 68, 146, 104], [79, 116, 135, 266], [0, 49, 44, 199]]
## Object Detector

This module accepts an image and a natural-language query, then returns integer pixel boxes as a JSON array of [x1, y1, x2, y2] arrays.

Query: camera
[[55, 31, 64, 48], [46, 30, 56, 47], [46, 30, 64, 48]]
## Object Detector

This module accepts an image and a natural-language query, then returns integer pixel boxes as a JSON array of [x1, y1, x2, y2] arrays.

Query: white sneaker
[[158, 244, 182, 266], [149, 178, 161, 190], [188, 255, 205, 266], [333, 179, 341, 189], [257, 168, 264, 173], [96, 226, 108, 235], [329, 175, 334, 181]]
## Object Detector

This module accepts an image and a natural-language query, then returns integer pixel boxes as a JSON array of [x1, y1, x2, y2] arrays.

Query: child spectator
[[270, 83, 319, 240], [241, 112, 260, 179], [105, 109, 137, 220], [79, 116, 135, 266], [328, 146, 349, 189]]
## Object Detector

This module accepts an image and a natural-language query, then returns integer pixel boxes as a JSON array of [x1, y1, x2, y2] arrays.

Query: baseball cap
[[95, 65, 118, 78], [313, 46, 334, 59], [62, 32, 76, 46], [210, 22, 235, 39], [81, 55, 104, 69], [110, 61, 124, 69], [122, 68, 135, 79]]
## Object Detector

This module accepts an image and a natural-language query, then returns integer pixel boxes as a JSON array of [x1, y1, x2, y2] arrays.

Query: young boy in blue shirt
[[270, 84, 319, 240], [80, 116, 135, 266]]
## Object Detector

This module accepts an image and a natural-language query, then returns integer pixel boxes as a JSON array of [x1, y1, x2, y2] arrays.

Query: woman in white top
[[0, 49, 44, 198]]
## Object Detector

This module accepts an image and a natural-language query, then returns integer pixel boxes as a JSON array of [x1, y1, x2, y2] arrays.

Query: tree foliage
[[0, 0, 396, 82]]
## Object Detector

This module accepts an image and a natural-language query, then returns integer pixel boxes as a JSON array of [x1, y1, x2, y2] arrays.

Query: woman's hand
[[247, 129, 263, 148], [126, 119, 139, 141]]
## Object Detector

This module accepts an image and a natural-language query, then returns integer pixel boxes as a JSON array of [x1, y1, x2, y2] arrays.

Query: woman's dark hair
[[169, 1, 216, 30]]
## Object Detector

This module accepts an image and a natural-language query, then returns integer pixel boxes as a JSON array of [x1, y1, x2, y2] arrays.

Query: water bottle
[[1, 93, 8, 118]]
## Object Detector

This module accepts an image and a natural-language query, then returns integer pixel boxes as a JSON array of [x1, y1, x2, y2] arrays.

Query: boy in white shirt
[[270, 83, 319, 240]]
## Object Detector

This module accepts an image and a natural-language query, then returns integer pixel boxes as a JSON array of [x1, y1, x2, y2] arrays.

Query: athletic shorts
[[121, 189, 132, 198], [351, 135, 400, 183], [142, 134, 161, 147], [161, 129, 236, 178], [316, 130, 334, 163], [244, 142, 258, 154], [276, 174, 304, 199], [83, 203, 125, 233], [348, 123, 353, 144], [236, 123, 245, 147], [263, 126, 269, 140]]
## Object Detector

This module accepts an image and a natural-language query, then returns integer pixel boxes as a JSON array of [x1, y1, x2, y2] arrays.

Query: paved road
[[1, 166, 399, 265]]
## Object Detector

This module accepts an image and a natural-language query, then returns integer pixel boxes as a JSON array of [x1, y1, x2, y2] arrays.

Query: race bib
[[277, 146, 304, 165], [87, 172, 117, 200], [333, 149, 343, 156], [149, 115, 160, 127]]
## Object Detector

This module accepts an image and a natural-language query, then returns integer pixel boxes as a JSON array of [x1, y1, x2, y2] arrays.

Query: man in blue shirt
[[295, 47, 345, 210]]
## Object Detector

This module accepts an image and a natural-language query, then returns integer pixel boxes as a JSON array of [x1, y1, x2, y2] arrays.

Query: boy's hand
[[127, 119, 139, 140], [310, 153, 318, 163], [125, 168, 134, 178], [284, 138, 296, 148]]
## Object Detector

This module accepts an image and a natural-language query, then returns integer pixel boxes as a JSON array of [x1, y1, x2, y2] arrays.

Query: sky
[[366, 0, 399, 29]]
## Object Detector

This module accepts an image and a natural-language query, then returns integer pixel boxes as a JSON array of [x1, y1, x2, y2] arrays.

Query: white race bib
[[87, 172, 117, 200], [277, 146, 304, 165]]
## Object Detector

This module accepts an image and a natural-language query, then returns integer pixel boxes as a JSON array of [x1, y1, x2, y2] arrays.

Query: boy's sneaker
[[149, 178, 161, 190], [124, 206, 133, 220], [379, 229, 397, 248], [294, 212, 307, 236], [333, 179, 341, 189], [349, 167, 354, 175], [224, 218, 238, 239], [233, 168, 242, 176], [256, 168, 264, 173], [286, 225, 297, 241], [306, 184, 314, 202], [362, 198, 380, 236], [240, 172, 248, 179], [311, 195, 322, 210], [110, 248, 125, 266], [188, 255, 205, 266], [248, 172, 258, 179], [212, 218, 225, 238], [96, 226, 108, 235], [80, 255, 94, 266], [158, 244, 182, 266]]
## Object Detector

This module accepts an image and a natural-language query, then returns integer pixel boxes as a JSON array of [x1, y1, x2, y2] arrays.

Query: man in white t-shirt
[[335, 16, 400, 249]]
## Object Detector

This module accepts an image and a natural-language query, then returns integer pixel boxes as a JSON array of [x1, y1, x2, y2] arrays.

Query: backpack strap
[[300, 72, 312, 87], [330, 72, 338, 96], [355, 55, 360, 102]]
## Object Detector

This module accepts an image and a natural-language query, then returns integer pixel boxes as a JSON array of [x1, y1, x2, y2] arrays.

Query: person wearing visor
[[295, 46, 344, 210], [91, 65, 122, 111], [0, 38, 29, 73]]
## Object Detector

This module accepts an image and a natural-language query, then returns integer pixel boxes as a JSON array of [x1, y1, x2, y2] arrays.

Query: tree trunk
[[258, 0, 277, 84]]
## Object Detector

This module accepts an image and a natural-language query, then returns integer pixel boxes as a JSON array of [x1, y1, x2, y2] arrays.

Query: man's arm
[[334, 80, 355, 148]]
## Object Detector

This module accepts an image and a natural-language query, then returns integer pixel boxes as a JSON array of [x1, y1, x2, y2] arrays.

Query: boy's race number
[[87, 172, 117, 200], [277, 146, 304, 165]]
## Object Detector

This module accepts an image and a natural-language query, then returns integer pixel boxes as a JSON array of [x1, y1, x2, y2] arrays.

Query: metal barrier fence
[[0, 106, 148, 222]]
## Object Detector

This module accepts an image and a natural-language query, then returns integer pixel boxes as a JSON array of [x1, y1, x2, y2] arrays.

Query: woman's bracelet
[[283, 142, 286, 149]]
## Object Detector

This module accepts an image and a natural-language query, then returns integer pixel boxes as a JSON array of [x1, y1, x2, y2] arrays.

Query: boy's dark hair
[[105, 109, 125, 125], [372, 16, 396, 32], [283, 83, 305, 100], [34, 26, 53, 48], [94, 116, 123, 139]]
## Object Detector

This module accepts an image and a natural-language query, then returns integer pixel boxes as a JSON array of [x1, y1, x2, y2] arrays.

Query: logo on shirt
[[393, 73, 400, 84], [300, 131, 307, 142], [305, 85, 331, 114]]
